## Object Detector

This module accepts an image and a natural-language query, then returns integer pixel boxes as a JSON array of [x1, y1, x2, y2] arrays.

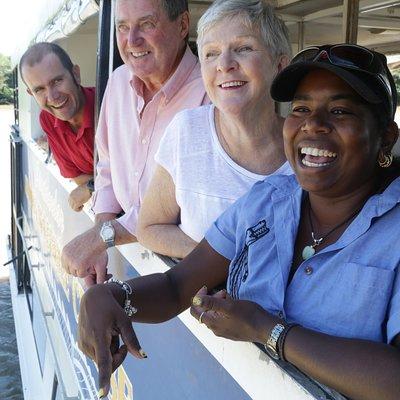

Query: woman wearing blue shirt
[[79, 45, 400, 400]]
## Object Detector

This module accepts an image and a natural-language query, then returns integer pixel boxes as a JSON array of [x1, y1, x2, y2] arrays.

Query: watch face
[[101, 226, 114, 240]]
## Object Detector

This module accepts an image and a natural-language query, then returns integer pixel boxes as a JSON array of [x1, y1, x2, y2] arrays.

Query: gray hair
[[197, 0, 292, 60], [160, 0, 188, 21]]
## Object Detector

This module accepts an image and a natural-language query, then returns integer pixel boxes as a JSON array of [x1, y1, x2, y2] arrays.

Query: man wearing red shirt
[[20, 42, 95, 211]]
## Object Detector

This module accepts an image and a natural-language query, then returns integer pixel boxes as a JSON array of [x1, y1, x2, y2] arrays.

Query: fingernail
[[192, 296, 202, 306], [139, 349, 147, 358], [202, 285, 208, 290], [98, 385, 109, 398]]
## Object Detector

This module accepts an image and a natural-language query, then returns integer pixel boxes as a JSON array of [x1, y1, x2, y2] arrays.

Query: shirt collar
[[130, 46, 199, 103], [362, 175, 400, 218], [267, 173, 400, 215], [266, 174, 300, 200], [329, 177, 400, 252], [299, 175, 400, 254]]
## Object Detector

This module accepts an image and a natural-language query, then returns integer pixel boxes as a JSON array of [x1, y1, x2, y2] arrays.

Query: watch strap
[[265, 323, 285, 360], [86, 178, 95, 193]]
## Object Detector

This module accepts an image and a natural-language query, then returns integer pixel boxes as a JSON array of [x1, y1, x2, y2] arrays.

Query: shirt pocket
[[320, 262, 395, 340]]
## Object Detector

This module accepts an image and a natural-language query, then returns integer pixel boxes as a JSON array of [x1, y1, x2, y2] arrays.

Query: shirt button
[[141, 138, 147, 144], [134, 171, 139, 177], [278, 311, 284, 319], [305, 266, 313, 275]]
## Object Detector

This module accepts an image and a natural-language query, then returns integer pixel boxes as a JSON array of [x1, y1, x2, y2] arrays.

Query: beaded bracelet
[[277, 323, 299, 362], [106, 278, 137, 317]]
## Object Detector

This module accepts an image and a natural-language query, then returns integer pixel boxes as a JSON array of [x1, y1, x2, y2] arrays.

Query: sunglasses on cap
[[291, 44, 394, 114]]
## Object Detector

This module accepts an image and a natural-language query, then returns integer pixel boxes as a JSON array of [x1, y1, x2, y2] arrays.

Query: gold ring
[[199, 311, 206, 324]]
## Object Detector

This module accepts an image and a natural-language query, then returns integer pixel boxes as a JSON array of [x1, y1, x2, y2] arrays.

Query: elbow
[[136, 220, 156, 251], [136, 221, 148, 246]]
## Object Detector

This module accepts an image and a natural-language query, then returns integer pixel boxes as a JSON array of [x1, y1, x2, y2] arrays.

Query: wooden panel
[[343, 0, 360, 43]]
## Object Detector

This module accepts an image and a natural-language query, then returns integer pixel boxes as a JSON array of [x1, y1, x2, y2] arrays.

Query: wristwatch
[[264, 323, 285, 360], [100, 221, 115, 248], [86, 178, 95, 193]]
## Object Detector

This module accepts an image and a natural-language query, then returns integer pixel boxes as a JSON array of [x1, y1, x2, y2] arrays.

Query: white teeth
[[220, 81, 245, 88], [302, 159, 332, 168], [51, 98, 68, 109], [300, 147, 337, 158], [131, 51, 150, 58]]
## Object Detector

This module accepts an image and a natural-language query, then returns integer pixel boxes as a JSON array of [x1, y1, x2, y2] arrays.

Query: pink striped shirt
[[92, 47, 207, 235]]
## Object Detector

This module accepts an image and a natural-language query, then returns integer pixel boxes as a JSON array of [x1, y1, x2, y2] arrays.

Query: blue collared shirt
[[205, 174, 400, 343]]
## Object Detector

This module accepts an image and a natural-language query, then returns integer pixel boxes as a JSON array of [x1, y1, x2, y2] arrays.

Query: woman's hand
[[190, 287, 273, 343], [78, 284, 146, 398]]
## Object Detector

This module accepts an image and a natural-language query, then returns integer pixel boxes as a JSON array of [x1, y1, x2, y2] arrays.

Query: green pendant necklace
[[301, 198, 361, 261]]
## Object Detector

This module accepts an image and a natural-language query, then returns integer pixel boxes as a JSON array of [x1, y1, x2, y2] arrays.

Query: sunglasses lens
[[289, 45, 394, 118], [292, 48, 320, 63], [330, 46, 374, 70]]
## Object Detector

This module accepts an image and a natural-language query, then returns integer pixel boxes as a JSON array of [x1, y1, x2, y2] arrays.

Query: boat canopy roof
[[189, 0, 400, 54], [12, 0, 400, 66], [10, 0, 99, 66]]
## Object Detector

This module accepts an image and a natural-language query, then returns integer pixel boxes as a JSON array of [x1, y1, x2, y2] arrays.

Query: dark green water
[[0, 282, 23, 400]]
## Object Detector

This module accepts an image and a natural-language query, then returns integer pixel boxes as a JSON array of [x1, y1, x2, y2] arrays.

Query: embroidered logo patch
[[228, 220, 270, 298]]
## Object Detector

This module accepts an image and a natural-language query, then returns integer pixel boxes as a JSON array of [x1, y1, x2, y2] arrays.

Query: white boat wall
[[8, 1, 399, 399]]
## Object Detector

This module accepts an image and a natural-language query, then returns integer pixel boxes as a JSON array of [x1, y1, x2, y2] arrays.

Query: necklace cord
[[307, 197, 363, 247]]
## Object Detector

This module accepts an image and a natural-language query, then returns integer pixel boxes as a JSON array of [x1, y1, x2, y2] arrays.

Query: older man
[[61, 0, 207, 285], [20, 42, 95, 212]]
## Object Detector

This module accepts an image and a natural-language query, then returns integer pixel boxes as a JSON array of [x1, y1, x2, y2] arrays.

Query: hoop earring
[[378, 151, 393, 168]]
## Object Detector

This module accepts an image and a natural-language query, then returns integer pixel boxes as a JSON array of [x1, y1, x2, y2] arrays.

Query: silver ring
[[199, 311, 207, 324]]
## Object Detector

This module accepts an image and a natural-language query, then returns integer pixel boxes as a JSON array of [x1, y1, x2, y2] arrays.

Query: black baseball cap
[[271, 44, 397, 121]]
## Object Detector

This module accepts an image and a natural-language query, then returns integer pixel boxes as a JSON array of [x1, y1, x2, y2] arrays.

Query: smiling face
[[199, 17, 283, 116], [23, 53, 84, 126], [115, 0, 189, 92], [284, 69, 385, 197]]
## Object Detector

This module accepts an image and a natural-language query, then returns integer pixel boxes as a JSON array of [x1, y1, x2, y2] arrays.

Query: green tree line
[[0, 53, 13, 105]]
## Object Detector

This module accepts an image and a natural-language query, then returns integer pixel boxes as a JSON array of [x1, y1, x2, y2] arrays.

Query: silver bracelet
[[106, 278, 137, 317]]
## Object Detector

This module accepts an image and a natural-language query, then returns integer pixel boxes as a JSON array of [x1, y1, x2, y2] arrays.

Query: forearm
[[138, 224, 198, 259], [72, 174, 93, 185], [108, 272, 184, 323], [250, 312, 400, 400], [108, 240, 229, 323], [95, 212, 118, 225], [114, 220, 137, 245], [284, 327, 400, 400]]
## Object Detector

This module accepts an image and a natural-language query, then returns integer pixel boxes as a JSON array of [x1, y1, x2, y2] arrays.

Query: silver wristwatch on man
[[100, 220, 115, 248]]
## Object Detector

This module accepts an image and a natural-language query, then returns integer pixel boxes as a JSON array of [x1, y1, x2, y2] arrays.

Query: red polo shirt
[[39, 86, 95, 178]]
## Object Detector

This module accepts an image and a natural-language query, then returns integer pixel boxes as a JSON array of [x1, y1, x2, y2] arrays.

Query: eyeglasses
[[292, 44, 394, 113]]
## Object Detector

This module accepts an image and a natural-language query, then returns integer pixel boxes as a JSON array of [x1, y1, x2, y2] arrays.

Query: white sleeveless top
[[155, 104, 292, 242]]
